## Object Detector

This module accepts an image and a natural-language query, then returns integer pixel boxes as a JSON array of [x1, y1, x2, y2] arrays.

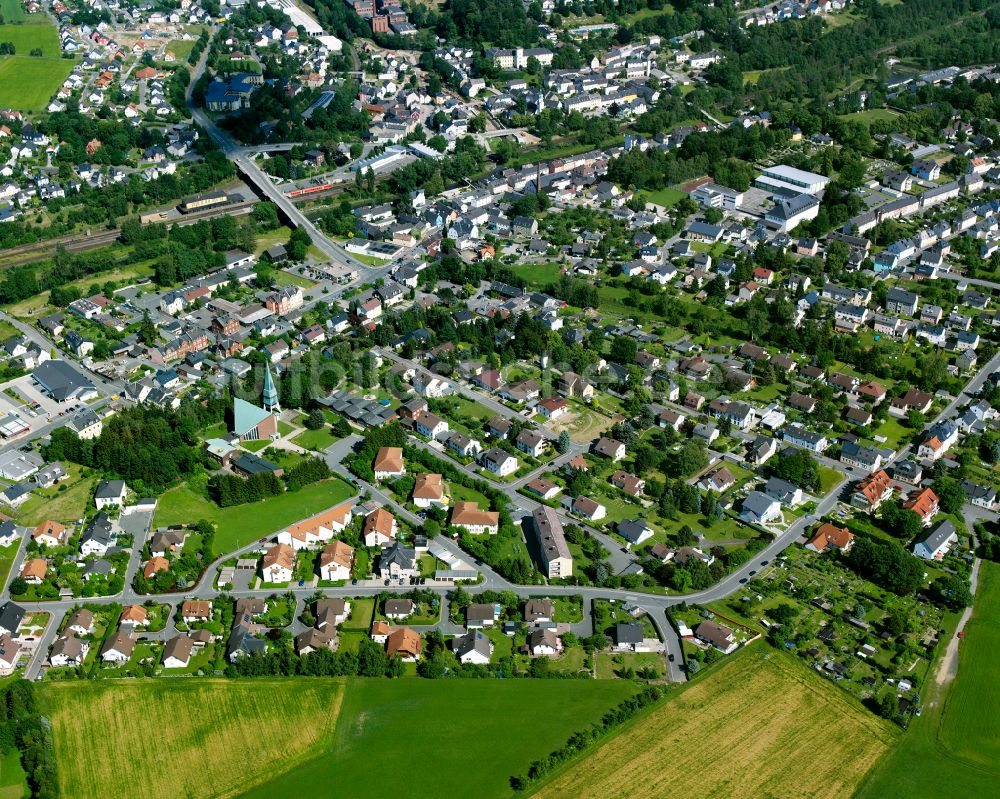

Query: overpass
[[190, 105, 367, 269], [186, 46, 367, 271]]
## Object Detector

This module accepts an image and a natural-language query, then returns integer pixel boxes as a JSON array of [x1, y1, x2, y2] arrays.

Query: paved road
[[890, 349, 1000, 466]]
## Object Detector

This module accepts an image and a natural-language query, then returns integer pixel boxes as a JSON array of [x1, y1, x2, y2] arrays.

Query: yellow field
[[43, 678, 345, 799], [533, 648, 897, 799]]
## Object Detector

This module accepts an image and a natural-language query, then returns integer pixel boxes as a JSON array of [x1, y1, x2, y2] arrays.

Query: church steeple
[[262, 364, 280, 413]]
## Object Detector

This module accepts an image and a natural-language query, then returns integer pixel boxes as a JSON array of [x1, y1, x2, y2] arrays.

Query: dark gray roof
[[615, 621, 643, 644], [0, 602, 24, 635]]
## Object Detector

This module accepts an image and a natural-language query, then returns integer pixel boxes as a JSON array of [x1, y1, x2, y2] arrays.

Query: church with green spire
[[262, 364, 280, 413], [232, 366, 280, 442]]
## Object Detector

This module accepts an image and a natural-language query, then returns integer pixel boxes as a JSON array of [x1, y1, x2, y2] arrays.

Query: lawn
[[238, 678, 638, 799], [0, 0, 28, 22], [0, 56, 75, 112], [595, 651, 664, 679], [15, 465, 96, 526], [292, 426, 338, 451], [449, 481, 492, 508], [42, 678, 346, 799], [534, 646, 897, 799], [645, 187, 686, 208], [855, 560, 1000, 799], [153, 475, 357, 555], [817, 465, 845, 497], [837, 109, 901, 124], [0, 748, 26, 799], [509, 262, 562, 289], [0, 542, 18, 592], [273, 270, 318, 290]]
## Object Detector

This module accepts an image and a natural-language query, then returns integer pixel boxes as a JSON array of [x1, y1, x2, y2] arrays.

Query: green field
[[0, 747, 26, 799], [509, 261, 562, 288], [0, 56, 74, 112], [239, 678, 638, 798], [42, 678, 346, 799], [0, 542, 18, 592], [837, 108, 902, 124], [291, 426, 338, 451], [535, 646, 896, 799], [645, 186, 686, 208], [855, 560, 1000, 799], [817, 465, 845, 496], [153, 475, 357, 554], [0, 0, 28, 22]]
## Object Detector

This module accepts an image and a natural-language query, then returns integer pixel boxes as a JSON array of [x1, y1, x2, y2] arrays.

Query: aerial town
[[0, 0, 995, 795]]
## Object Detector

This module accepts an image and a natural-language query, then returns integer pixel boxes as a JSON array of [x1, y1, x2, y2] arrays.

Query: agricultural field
[[533, 647, 897, 799], [0, 56, 74, 112], [239, 678, 638, 799], [42, 678, 346, 799], [153, 474, 357, 554], [855, 561, 1000, 799]]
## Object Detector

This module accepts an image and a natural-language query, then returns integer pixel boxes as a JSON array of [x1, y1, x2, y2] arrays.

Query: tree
[[609, 335, 638, 365], [304, 408, 325, 430], [932, 477, 965, 514], [8, 577, 26, 596], [138, 311, 158, 346], [556, 430, 571, 454], [846, 536, 923, 595], [931, 574, 972, 610], [905, 410, 926, 430]]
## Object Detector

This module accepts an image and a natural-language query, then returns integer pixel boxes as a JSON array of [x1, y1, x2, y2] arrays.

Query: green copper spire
[[262, 364, 279, 412]]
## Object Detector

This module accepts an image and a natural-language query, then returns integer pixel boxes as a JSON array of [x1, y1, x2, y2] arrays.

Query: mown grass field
[[153, 474, 357, 554], [0, 747, 26, 799], [0, 56, 73, 112], [509, 261, 562, 289], [239, 678, 638, 798], [533, 647, 897, 799], [645, 186, 686, 208], [0, 0, 28, 22], [15, 463, 96, 526], [42, 679, 346, 799], [855, 560, 1000, 799]]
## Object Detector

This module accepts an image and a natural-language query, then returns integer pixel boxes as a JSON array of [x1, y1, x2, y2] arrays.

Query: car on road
[[761, 560, 769, 566], [739, 578, 747, 583], [749, 570, 757, 576], [668, 654, 675, 662]]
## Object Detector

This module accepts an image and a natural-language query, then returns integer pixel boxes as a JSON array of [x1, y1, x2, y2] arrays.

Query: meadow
[[533, 647, 897, 799], [42, 677, 637, 799], [153, 473, 357, 554], [42, 678, 346, 799], [0, 4, 70, 112], [0, 56, 73, 112], [0, 0, 28, 22], [855, 560, 1000, 798], [239, 678, 638, 799]]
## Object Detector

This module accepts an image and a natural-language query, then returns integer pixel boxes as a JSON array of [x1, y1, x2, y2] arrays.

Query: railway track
[[0, 199, 256, 268]]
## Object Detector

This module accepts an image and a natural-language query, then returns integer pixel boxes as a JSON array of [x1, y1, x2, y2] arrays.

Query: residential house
[[739, 491, 782, 525], [261, 543, 295, 583], [364, 508, 397, 547], [913, 520, 958, 560]]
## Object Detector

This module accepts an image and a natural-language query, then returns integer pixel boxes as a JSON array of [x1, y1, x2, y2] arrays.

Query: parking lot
[[0, 375, 67, 442]]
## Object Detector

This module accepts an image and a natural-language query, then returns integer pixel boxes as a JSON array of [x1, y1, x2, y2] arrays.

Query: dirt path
[[932, 556, 981, 690]]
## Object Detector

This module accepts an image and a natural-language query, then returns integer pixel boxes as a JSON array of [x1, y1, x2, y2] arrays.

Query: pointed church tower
[[262, 364, 280, 413]]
